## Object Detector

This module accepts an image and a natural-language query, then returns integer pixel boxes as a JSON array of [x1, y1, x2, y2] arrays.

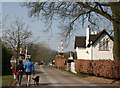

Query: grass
[[2, 75, 14, 88], [73, 72, 89, 78], [67, 70, 89, 78], [57, 67, 89, 78]]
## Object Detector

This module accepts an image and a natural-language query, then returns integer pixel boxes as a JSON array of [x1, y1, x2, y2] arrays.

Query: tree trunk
[[110, 3, 120, 60], [113, 22, 120, 60]]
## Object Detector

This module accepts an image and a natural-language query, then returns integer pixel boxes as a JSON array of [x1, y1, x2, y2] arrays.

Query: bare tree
[[28, 42, 56, 63], [2, 17, 32, 58], [22, 2, 120, 60]]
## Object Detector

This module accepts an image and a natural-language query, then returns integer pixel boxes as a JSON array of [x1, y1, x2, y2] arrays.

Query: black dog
[[32, 76, 39, 86]]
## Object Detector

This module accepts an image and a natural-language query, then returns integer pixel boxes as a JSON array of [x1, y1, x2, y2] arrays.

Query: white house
[[74, 28, 114, 60]]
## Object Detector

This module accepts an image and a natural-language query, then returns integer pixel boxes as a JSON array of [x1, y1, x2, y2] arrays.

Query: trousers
[[16, 73, 23, 85]]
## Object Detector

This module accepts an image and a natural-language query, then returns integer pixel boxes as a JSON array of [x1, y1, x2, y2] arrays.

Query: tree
[[2, 17, 32, 59], [27, 42, 56, 64], [22, 2, 120, 60], [2, 40, 12, 75]]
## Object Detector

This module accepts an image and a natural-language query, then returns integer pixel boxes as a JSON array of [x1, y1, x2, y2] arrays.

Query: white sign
[[26, 55, 31, 58]]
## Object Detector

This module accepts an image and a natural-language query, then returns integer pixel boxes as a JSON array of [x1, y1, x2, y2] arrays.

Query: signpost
[[26, 55, 31, 59]]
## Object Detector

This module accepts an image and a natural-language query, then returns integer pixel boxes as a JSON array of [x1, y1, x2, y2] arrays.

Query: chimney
[[91, 31, 97, 35], [86, 26, 90, 47]]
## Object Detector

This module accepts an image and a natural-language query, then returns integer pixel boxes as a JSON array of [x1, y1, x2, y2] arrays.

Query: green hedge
[[74, 60, 120, 79], [2, 44, 12, 76]]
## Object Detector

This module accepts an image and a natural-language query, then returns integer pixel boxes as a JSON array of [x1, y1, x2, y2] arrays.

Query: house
[[74, 28, 114, 60]]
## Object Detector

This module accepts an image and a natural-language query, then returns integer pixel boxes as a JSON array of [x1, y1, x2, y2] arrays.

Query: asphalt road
[[16, 65, 119, 88]]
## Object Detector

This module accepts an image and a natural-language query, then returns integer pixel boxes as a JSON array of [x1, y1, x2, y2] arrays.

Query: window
[[99, 39, 109, 51], [106, 39, 109, 50]]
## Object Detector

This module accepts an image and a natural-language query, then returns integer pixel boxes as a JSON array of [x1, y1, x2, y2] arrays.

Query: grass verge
[[67, 70, 89, 78], [2, 75, 14, 88], [57, 67, 89, 78]]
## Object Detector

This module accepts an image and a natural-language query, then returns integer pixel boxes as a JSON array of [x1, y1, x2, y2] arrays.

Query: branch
[[5, 30, 18, 44], [99, 3, 110, 6], [78, 2, 112, 21], [3, 36, 17, 52], [71, 10, 92, 24]]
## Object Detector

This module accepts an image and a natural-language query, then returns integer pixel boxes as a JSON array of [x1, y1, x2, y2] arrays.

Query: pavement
[[10, 65, 120, 88], [83, 76, 119, 84]]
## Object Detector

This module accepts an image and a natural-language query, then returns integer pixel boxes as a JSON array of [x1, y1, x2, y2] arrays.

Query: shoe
[[26, 84, 29, 86], [17, 84, 20, 86], [14, 75, 16, 79]]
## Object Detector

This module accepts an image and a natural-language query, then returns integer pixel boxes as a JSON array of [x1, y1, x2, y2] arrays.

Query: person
[[16, 60, 24, 86], [10, 65, 16, 79], [10, 56, 17, 79], [24, 58, 35, 86]]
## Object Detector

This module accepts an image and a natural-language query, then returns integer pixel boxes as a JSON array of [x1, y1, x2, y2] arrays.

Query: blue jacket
[[24, 61, 34, 73]]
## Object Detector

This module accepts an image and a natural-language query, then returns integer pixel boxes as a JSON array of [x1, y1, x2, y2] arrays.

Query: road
[[16, 65, 119, 88]]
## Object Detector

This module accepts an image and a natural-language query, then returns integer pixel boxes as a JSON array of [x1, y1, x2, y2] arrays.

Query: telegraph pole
[[25, 47, 27, 60]]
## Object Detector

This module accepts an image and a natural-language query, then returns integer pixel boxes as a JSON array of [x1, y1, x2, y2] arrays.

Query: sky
[[2, 2, 87, 52], [2, 1, 113, 52]]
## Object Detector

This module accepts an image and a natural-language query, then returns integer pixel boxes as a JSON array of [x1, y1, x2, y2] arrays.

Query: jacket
[[24, 61, 34, 73]]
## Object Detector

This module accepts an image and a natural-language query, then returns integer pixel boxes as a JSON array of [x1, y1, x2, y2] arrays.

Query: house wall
[[93, 34, 113, 60], [76, 33, 113, 60], [76, 47, 90, 60]]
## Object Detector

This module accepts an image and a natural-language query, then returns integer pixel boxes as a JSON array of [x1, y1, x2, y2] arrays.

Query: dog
[[32, 76, 40, 86]]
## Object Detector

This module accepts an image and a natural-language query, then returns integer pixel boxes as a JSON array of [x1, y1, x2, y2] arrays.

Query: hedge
[[74, 60, 120, 79], [55, 55, 67, 69]]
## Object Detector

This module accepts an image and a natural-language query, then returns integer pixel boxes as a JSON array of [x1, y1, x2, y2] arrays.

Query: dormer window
[[99, 39, 109, 51]]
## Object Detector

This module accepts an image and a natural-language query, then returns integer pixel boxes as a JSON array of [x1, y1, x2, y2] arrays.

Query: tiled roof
[[89, 30, 114, 47], [74, 36, 86, 48], [74, 30, 113, 48]]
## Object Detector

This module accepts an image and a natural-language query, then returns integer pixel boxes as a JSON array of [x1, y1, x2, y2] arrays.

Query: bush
[[55, 55, 67, 69], [74, 60, 120, 79], [2, 44, 12, 76]]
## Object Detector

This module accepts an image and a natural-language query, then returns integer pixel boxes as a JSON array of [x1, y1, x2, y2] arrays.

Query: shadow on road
[[35, 70, 43, 74]]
